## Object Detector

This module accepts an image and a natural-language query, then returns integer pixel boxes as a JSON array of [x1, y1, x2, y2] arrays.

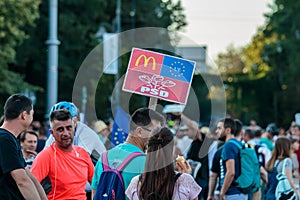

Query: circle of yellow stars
[[113, 128, 127, 145], [169, 61, 185, 77]]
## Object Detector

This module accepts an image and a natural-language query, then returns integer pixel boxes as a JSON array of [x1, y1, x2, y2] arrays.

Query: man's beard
[[219, 134, 226, 142]]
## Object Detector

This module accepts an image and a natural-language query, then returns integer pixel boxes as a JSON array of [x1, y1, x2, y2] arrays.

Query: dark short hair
[[49, 109, 72, 125], [290, 135, 299, 144], [219, 118, 236, 135], [4, 94, 32, 120], [234, 119, 243, 137], [129, 108, 165, 133], [292, 124, 300, 131], [254, 129, 262, 137], [266, 123, 278, 136], [244, 129, 255, 139], [18, 130, 38, 143]]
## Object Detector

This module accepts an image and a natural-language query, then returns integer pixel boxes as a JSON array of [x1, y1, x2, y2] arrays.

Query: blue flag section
[[160, 55, 195, 83], [110, 107, 130, 145]]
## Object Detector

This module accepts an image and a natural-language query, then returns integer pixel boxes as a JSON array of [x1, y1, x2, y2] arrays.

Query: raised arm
[[180, 114, 198, 132]]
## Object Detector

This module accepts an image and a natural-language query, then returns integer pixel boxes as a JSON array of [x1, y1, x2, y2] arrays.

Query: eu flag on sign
[[160, 55, 195, 83], [110, 106, 130, 145]]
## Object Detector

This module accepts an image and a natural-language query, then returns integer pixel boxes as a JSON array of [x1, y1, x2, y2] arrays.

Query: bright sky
[[179, 0, 273, 59]]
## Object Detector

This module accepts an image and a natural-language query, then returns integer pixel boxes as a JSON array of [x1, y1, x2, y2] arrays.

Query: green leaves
[[9, 0, 186, 120], [0, 0, 41, 98], [215, 0, 300, 126]]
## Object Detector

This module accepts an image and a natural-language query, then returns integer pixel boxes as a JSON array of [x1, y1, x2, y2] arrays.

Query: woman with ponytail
[[126, 127, 201, 200]]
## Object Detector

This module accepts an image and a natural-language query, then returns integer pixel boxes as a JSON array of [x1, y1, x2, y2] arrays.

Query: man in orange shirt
[[31, 109, 94, 200]]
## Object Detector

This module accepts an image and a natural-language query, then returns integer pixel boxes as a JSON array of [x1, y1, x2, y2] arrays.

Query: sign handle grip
[[148, 97, 158, 110]]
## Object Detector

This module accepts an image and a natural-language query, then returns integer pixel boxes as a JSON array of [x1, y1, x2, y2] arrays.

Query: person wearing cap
[[45, 101, 106, 164], [260, 124, 278, 151], [93, 120, 114, 150], [31, 109, 94, 200]]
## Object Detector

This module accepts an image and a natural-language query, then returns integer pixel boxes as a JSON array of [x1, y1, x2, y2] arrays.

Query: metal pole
[[46, 0, 60, 118], [81, 86, 87, 115], [148, 97, 158, 110], [131, 0, 136, 29], [115, 0, 121, 109]]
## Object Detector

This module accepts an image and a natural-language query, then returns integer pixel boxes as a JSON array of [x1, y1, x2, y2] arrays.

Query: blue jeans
[[225, 193, 248, 200]]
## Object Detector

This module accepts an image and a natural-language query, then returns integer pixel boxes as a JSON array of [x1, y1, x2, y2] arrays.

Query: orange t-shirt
[[31, 143, 94, 200]]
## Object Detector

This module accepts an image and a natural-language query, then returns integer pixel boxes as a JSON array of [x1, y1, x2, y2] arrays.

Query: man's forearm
[[18, 181, 41, 199], [25, 168, 47, 200], [220, 171, 234, 196], [208, 172, 218, 198], [12, 169, 42, 199]]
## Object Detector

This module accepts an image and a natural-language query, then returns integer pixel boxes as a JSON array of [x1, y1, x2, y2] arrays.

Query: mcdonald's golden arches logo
[[135, 55, 156, 70]]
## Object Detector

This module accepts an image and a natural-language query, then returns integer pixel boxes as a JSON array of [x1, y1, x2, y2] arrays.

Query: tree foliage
[[215, 1, 300, 127], [0, 0, 41, 102], [261, 0, 300, 126], [10, 0, 187, 120], [216, 44, 245, 83], [243, 28, 274, 80]]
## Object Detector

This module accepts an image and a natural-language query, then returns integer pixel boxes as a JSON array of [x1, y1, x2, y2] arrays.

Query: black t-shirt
[[211, 146, 224, 190], [187, 133, 214, 182], [0, 128, 26, 200]]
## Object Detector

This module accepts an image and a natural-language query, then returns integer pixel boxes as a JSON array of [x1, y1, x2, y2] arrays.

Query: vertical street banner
[[122, 48, 196, 104]]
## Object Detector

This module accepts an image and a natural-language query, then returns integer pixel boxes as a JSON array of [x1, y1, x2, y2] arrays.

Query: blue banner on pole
[[110, 107, 130, 145]]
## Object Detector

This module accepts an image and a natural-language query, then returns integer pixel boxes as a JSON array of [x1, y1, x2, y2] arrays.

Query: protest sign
[[122, 48, 196, 104]]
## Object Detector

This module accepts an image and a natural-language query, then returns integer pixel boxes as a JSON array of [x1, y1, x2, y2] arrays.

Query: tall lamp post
[[115, 0, 122, 109], [46, 0, 60, 117]]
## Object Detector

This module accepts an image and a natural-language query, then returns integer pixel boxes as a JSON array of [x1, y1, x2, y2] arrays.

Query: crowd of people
[[0, 93, 300, 200], [170, 115, 300, 200]]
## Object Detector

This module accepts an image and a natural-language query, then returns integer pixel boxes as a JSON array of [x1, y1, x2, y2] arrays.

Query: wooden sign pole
[[148, 97, 158, 110]]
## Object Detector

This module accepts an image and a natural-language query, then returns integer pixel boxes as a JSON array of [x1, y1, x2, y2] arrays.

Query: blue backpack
[[266, 161, 280, 200], [94, 151, 144, 200], [227, 140, 261, 194], [274, 159, 296, 200]]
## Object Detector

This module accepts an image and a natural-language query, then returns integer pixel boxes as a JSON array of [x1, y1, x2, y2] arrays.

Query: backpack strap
[[175, 173, 182, 182], [274, 160, 281, 168], [227, 139, 243, 149], [223, 139, 240, 160], [101, 151, 110, 171], [116, 152, 145, 171]]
